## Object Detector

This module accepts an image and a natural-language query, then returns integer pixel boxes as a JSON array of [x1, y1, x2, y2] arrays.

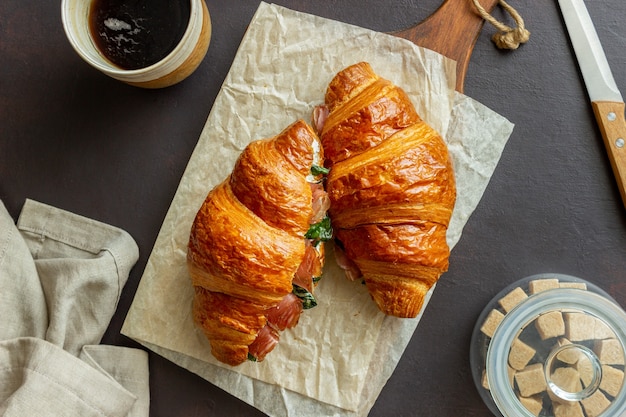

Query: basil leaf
[[292, 284, 317, 309], [312, 276, 322, 284], [311, 165, 330, 176], [305, 215, 332, 242], [247, 353, 257, 362]]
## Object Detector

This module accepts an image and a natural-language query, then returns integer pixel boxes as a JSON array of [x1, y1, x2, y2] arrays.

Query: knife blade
[[558, 0, 626, 207]]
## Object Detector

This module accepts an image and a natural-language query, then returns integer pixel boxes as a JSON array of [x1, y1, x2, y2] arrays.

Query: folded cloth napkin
[[0, 199, 149, 417]]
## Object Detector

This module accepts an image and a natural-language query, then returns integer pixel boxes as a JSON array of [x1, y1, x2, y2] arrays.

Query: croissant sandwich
[[187, 120, 331, 366], [313, 62, 456, 318]]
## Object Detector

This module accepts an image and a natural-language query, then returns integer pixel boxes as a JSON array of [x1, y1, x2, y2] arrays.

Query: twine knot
[[472, 0, 530, 50], [493, 26, 531, 50]]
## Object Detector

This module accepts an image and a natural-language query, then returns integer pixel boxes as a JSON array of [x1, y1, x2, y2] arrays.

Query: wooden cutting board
[[393, 0, 500, 93]]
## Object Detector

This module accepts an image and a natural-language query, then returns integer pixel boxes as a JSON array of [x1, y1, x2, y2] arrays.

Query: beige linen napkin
[[123, 3, 514, 416], [0, 199, 149, 417]]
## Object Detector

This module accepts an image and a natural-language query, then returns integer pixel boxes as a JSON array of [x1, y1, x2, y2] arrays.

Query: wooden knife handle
[[592, 101, 626, 208]]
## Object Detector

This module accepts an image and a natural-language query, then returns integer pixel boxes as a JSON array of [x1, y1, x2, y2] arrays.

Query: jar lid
[[471, 273, 626, 417]]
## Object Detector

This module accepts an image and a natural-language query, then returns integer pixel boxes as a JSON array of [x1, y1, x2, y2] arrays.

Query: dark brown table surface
[[2, 1, 626, 416]]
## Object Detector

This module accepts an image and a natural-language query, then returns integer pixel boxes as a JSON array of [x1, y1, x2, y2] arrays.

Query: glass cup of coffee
[[62, 0, 211, 88]]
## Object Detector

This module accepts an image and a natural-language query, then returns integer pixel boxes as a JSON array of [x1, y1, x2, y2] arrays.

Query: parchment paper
[[121, 3, 515, 416]]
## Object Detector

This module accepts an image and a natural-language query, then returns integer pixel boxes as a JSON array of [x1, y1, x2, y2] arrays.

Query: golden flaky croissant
[[314, 62, 456, 318], [187, 120, 331, 366]]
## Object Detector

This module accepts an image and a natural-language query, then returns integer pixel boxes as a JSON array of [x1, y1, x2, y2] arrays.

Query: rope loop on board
[[471, 0, 530, 50]]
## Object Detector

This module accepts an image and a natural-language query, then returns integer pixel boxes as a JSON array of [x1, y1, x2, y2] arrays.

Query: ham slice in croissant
[[187, 120, 331, 366], [315, 62, 456, 318]]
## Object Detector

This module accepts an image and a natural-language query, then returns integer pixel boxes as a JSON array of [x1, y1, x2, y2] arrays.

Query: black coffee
[[89, 0, 191, 70]]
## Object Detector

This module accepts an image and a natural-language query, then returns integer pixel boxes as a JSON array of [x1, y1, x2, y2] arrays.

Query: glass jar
[[470, 273, 626, 417]]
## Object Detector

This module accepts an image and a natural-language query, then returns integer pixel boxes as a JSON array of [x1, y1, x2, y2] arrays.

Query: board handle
[[392, 0, 500, 93]]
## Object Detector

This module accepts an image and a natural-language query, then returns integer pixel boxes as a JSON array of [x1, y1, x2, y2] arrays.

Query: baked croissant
[[314, 62, 456, 318], [187, 120, 331, 366]]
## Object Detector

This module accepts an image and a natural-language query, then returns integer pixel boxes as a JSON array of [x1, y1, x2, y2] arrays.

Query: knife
[[558, 0, 626, 207]]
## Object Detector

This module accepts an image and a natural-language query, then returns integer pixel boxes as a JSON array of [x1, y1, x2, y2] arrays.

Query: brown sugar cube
[[517, 393, 543, 416], [515, 363, 547, 397], [547, 367, 582, 403], [482, 365, 517, 391], [499, 287, 528, 313], [576, 355, 594, 387], [552, 367, 582, 391], [554, 401, 585, 417], [559, 281, 587, 290], [535, 311, 565, 340], [528, 278, 559, 294], [594, 338, 625, 365], [553, 338, 580, 365], [508, 365, 516, 387], [593, 318, 615, 340], [599, 365, 624, 397], [509, 338, 536, 370], [564, 312, 596, 341], [481, 369, 490, 390], [480, 309, 505, 338], [581, 390, 611, 417]]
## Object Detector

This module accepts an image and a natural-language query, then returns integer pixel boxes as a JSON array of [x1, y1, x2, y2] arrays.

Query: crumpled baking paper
[[121, 2, 514, 416]]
